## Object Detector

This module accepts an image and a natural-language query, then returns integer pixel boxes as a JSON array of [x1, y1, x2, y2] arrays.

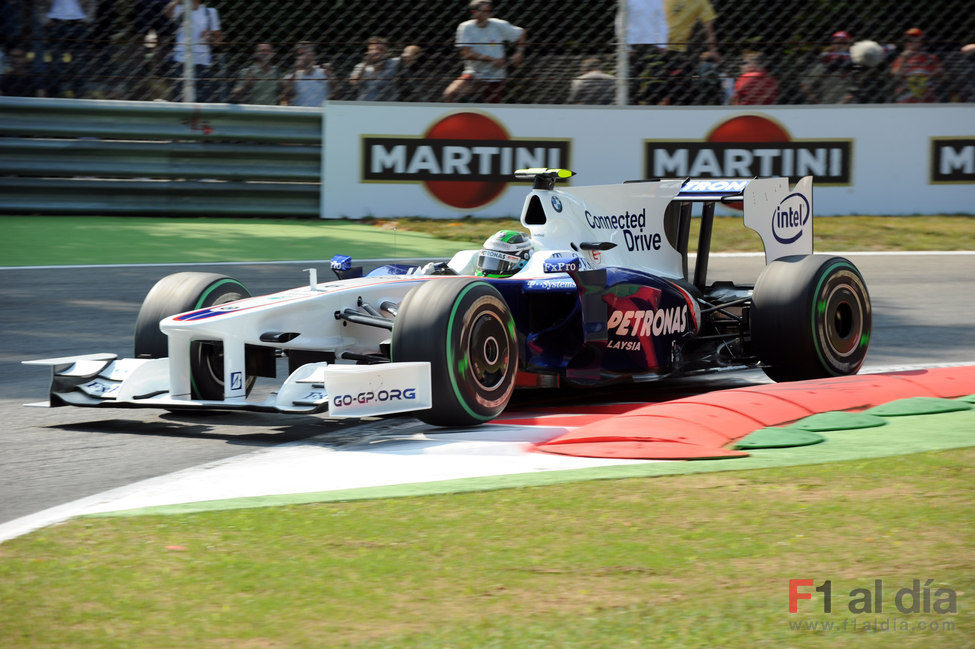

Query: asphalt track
[[1, 253, 973, 527]]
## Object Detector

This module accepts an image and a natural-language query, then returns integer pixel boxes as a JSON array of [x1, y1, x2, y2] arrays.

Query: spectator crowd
[[1, 0, 973, 105]]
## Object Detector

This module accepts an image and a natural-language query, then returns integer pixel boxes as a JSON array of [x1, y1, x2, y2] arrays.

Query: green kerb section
[[733, 427, 824, 449], [866, 396, 972, 416], [90, 408, 975, 519], [791, 410, 888, 432]]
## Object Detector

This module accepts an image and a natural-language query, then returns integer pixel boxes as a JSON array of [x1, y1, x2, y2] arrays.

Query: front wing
[[23, 353, 432, 418]]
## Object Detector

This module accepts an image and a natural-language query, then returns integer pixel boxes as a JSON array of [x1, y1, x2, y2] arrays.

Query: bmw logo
[[551, 196, 563, 212]]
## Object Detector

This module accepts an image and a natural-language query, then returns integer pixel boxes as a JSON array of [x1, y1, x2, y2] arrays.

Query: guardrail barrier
[[0, 97, 321, 217]]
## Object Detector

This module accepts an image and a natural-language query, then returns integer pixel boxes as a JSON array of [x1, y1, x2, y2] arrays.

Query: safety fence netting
[[1, 0, 972, 105]]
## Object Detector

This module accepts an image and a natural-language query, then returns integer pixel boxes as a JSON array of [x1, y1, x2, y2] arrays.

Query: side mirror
[[578, 241, 617, 251]]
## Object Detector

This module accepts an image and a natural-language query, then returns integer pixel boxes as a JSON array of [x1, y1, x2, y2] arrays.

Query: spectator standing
[[133, 29, 173, 101], [39, 0, 95, 97], [635, 0, 718, 105], [624, 0, 665, 105], [395, 44, 430, 101], [891, 27, 943, 103], [134, 0, 174, 43], [800, 31, 855, 104], [0, 47, 46, 96], [731, 51, 778, 105], [692, 50, 725, 104], [665, 0, 717, 55], [165, 0, 221, 102], [230, 42, 281, 105], [625, 0, 666, 50], [1, 0, 27, 52], [443, 0, 525, 103], [567, 57, 615, 104], [283, 41, 334, 107], [847, 39, 892, 103], [951, 43, 975, 102], [350, 36, 400, 101]]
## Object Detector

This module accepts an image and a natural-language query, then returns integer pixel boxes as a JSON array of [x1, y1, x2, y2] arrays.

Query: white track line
[[3, 362, 973, 544], [0, 421, 644, 544]]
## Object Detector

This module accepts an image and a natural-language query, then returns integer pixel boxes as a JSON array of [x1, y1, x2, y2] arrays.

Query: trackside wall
[[323, 102, 974, 218], [1, 98, 971, 218], [0, 97, 321, 216]]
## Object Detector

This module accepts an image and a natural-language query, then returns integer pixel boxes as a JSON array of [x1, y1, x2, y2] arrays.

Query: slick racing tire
[[751, 255, 871, 382], [392, 278, 518, 427], [133, 272, 254, 400]]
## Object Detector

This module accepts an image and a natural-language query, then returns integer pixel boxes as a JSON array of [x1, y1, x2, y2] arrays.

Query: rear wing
[[670, 176, 813, 264], [514, 169, 814, 289]]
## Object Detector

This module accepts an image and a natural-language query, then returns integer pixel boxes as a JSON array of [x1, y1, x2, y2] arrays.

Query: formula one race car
[[25, 169, 871, 426]]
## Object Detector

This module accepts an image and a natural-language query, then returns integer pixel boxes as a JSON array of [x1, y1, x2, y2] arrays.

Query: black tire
[[133, 272, 253, 399], [751, 255, 871, 382], [392, 279, 518, 426]]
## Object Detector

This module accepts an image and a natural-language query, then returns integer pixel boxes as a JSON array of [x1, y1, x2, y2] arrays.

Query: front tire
[[392, 279, 518, 426], [751, 255, 871, 382], [133, 272, 253, 399]]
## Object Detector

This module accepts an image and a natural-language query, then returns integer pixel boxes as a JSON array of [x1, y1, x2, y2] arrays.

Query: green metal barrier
[[0, 97, 322, 217]]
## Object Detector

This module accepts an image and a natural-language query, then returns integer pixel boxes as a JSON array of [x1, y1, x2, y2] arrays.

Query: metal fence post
[[181, 0, 196, 103], [615, 0, 629, 106]]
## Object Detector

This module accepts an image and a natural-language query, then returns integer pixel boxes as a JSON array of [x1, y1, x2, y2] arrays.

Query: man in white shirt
[[443, 0, 525, 103], [283, 42, 335, 107], [165, 0, 222, 101]]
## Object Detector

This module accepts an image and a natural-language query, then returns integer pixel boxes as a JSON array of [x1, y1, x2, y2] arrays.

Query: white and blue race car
[[25, 169, 871, 426]]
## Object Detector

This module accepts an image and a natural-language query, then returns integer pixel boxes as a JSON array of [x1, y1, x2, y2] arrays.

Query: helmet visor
[[476, 249, 523, 277]]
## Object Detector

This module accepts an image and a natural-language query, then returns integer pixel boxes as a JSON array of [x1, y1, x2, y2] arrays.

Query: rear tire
[[392, 279, 518, 426], [751, 255, 871, 382], [133, 272, 253, 399]]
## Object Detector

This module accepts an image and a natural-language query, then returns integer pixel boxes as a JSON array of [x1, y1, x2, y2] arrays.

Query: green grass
[[0, 216, 470, 266], [384, 215, 975, 253], [1, 449, 971, 648], [1, 215, 974, 267]]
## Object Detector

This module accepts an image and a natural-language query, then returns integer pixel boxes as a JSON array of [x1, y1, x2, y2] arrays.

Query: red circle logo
[[706, 114, 791, 144], [423, 112, 510, 209], [706, 115, 792, 210]]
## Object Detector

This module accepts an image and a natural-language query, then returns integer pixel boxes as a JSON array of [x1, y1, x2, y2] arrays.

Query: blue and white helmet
[[475, 230, 533, 278]]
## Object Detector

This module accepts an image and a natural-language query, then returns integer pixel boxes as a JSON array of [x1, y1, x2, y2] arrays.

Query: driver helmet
[[475, 230, 532, 278]]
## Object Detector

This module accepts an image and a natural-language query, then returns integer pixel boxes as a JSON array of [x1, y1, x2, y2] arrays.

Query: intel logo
[[771, 192, 810, 244]]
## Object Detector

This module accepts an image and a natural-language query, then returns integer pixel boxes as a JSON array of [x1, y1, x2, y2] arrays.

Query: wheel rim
[[821, 283, 863, 358], [823, 285, 862, 357], [813, 264, 870, 375], [468, 312, 510, 391]]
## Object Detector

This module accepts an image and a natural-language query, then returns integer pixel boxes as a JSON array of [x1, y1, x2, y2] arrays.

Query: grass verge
[[1, 448, 971, 648], [0, 216, 468, 267], [1, 215, 973, 267], [381, 214, 975, 253]]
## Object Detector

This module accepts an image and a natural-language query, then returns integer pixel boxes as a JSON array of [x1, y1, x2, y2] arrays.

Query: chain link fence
[[1, 0, 973, 105]]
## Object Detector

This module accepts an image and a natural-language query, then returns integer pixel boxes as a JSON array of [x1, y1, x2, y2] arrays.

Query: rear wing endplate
[[671, 176, 815, 263]]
